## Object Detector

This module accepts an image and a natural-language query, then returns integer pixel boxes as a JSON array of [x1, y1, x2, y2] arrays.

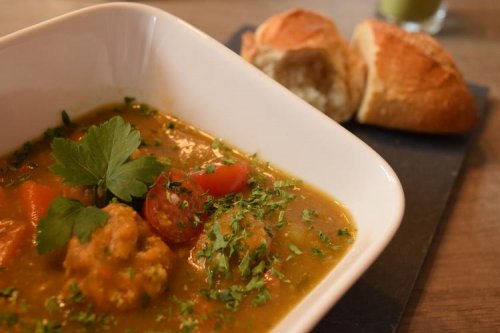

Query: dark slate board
[[225, 26, 489, 333]]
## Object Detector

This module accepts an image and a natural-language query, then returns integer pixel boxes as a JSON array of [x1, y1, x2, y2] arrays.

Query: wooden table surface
[[1, 0, 499, 332]]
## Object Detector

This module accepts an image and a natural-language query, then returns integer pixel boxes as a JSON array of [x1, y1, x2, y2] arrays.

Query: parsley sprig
[[36, 198, 108, 254], [50, 116, 164, 202], [36, 115, 164, 254]]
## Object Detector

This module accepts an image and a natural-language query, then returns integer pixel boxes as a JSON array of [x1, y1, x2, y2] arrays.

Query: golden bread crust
[[253, 8, 344, 52], [354, 19, 477, 134], [240, 8, 365, 122]]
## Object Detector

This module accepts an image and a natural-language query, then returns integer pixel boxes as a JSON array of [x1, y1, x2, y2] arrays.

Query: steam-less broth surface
[[0, 101, 355, 332]]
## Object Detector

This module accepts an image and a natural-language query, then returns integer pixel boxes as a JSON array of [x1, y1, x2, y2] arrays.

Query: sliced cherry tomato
[[191, 162, 250, 197], [143, 170, 206, 245]]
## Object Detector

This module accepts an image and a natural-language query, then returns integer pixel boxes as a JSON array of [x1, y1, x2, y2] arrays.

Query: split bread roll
[[352, 19, 477, 134], [241, 8, 365, 122]]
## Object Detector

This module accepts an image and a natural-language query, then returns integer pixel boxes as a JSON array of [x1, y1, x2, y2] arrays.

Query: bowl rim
[[0, 3, 405, 332]]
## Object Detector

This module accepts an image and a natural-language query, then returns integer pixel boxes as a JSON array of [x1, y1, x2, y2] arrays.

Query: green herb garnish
[[0, 286, 16, 298], [124, 96, 136, 105], [8, 142, 32, 169], [337, 228, 352, 236], [311, 246, 326, 258], [222, 157, 235, 165], [36, 198, 108, 254], [44, 110, 74, 142], [288, 244, 303, 255], [0, 311, 18, 327], [38, 116, 163, 254], [50, 116, 164, 202], [205, 163, 216, 174], [211, 138, 230, 151], [302, 209, 318, 222]]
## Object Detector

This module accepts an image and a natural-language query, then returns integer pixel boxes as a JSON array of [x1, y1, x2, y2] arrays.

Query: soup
[[0, 99, 355, 332]]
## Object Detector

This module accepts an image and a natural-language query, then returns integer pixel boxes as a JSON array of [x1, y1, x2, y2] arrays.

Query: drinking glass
[[376, 0, 447, 35]]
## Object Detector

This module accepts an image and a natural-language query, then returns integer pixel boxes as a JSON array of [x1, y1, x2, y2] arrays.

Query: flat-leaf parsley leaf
[[37, 197, 108, 254], [50, 116, 164, 202]]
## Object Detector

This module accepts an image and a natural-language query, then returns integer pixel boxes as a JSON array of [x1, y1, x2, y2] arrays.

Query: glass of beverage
[[376, 0, 447, 35]]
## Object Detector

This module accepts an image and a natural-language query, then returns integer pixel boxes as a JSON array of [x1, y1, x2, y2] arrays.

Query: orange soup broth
[[0, 103, 355, 332]]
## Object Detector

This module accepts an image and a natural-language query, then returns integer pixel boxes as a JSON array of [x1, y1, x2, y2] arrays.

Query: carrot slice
[[0, 220, 30, 266], [0, 187, 6, 208], [18, 180, 59, 225]]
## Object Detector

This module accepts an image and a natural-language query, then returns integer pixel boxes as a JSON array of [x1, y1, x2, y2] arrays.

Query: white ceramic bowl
[[0, 3, 404, 332]]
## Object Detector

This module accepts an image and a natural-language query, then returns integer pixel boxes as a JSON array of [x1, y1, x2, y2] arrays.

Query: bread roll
[[352, 19, 477, 134], [241, 8, 365, 122]]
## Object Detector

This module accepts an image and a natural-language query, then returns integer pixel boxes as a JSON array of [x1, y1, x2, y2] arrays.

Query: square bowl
[[0, 3, 404, 332]]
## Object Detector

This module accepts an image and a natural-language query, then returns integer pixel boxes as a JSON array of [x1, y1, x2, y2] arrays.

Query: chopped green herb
[[44, 111, 74, 142], [270, 267, 285, 280], [45, 296, 60, 312], [302, 209, 318, 222], [61, 110, 72, 126], [0, 286, 16, 299], [9, 142, 32, 169], [140, 139, 162, 148], [288, 244, 303, 255], [179, 200, 189, 210], [124, 96, 136, 105], [166, 122, 176, 130], [174, 298, 195, 317], [312, 246, 326, 258], [252, 288, 271, 306], [180, 318, 198, 333], [211, 138, 230, 151], [137, 104, 158, 116], [276, 210, 287, 228], [67, 281, 85, 304], [68, 310, 97, 326], [223, 156, 235, 165], [193, 215, 201, 227], [202, 285, 244, 311], [337, 228, 351, 236], [273, 179, 300, 188], [44, 127, 65, 142], [0, 311, 18, 327], [245, 276, 266, 292], [238, 251, 251, 278], [126, 267, 136, 279], [34, 319, 63, 333], [319, 231, 330, 243], [205, 163, 216, 174], [251, 260, 266, 276], [157, 156, 172, 168]]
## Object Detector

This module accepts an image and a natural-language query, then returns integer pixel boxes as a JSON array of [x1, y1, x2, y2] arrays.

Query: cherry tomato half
[[143, 170, 206, 245], [191, 162, 251, 197]]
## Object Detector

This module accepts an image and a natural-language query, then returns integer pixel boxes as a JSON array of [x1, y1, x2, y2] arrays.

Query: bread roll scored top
[[241, 8, 365, 122], [353, 19, 477, 134]]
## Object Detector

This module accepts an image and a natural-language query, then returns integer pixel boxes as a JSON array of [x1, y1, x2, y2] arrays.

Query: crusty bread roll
[[241, 8, 365, 122], [352, 19, 477, 134]]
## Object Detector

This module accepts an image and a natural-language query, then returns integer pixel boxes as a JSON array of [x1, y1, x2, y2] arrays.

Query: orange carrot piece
[[18, 180, 59, 225], [0, 187, 6, 207], [0, 220, 30, 266]]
